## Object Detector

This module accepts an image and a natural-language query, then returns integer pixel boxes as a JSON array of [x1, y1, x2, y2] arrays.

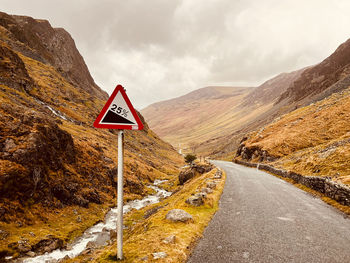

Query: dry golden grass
[[245, 87, 350, 185], [0, 45, 183, 259], [67, 168, 226, 263]]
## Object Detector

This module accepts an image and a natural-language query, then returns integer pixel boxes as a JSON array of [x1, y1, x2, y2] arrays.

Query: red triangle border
[[93, 85, 144, 130]]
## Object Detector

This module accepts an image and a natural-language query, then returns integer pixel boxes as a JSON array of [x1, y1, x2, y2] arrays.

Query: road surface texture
[[188, 161, 350, 263]]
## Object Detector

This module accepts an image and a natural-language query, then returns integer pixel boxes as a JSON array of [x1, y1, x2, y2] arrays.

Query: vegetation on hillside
[[236, 87, 350, 185], [0, 12, 183, 259]]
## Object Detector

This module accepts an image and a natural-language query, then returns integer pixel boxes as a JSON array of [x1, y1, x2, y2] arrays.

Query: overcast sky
[[1, 0, 350, 109]]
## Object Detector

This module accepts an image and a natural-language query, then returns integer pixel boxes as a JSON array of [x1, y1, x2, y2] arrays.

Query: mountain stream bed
[[19, 180, 171, 263]]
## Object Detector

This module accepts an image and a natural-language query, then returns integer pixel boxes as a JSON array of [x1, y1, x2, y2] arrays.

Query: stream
[[21, 180, 171, 263]]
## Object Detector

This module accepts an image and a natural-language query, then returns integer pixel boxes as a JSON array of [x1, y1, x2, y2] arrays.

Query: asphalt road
[[188, 161, 350, 263]]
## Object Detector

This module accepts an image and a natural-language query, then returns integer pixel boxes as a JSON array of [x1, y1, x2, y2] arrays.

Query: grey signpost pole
[[117, 130, 124, 260]]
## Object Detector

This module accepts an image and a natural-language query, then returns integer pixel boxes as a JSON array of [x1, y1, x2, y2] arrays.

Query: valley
[[1, 6, 350, 263]]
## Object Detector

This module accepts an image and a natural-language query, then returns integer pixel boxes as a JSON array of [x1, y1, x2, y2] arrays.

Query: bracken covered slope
[[236, 87, 350, 185], [0, 12, 182, 259], [235, 38, 350, 185]]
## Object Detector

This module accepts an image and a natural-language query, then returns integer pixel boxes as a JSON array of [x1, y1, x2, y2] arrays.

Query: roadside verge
[[68, 167, 226, 262]]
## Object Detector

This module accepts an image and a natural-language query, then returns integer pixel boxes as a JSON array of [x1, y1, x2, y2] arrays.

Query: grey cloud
[[1, 0, 350, 108]]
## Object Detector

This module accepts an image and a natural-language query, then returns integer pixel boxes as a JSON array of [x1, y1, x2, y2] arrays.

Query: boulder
[[165, 209, 193, 223], [32, 236, 64, 254], [186, 195, 204, 206]]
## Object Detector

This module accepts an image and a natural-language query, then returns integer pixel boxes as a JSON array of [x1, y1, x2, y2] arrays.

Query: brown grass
[[66, 168, 226, 263]]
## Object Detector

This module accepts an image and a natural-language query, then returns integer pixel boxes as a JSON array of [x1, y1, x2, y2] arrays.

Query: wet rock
[[110, 229, 117, 240], [32, 236, 64, 254], [162, 235, 176, 244], [165, 209, 193, 223], [86, 241, 97, 249], [152, 252, 167, 259], [206, 182, 217, 189], [186, 195, 204, 206], [26, 251, 35, 257]]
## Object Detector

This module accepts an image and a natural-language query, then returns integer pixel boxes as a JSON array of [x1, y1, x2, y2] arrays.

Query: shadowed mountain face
[[0, 11, 183, 258], [277, 38, 350, 105], [0, 11, 107, 100]]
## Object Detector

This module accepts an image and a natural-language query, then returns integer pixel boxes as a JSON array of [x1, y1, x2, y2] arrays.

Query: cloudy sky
[[1, 0, 350, 109]]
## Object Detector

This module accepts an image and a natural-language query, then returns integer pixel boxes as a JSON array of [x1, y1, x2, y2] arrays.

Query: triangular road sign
[[94, 85, 144, 130]]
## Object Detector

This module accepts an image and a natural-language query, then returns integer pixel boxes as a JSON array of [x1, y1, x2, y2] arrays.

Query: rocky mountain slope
[[0, 12, 182, 259], [234, 38, 350, 186], [142, 68, 304, 156], [236, 87, 350, 186]]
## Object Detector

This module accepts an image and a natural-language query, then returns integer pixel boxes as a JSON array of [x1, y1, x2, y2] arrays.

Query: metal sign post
[[93, 85, 144, 260], [117, 130, 124, 260]]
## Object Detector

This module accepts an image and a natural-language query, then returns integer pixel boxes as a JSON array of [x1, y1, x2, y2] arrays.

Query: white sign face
[[99, 92, 137, 125]]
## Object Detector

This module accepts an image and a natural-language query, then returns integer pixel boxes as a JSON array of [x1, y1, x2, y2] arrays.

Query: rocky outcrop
[[178, 163, 213, 185], [0, 11, 107, 100], [236, 142, 277, 162], [278, 38, 350, 104], [234, 159, 350, 206]]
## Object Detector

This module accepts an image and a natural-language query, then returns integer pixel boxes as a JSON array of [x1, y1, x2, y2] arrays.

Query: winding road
[[188, 161, 350, 263]]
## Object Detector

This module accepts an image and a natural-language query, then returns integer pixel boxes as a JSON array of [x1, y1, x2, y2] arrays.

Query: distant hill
[[142, 68, 304, 156]]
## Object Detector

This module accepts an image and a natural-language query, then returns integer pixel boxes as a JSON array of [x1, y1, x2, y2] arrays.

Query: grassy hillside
[[142, 70, 303, 157], [0, 13, 183, 259], [236, 86, 350, 185]]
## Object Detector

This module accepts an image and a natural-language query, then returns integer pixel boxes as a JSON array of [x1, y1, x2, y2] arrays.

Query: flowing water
[[20, 180, 171, 263]]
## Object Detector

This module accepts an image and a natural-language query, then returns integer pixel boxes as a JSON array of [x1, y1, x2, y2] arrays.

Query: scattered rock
[[26, 251, 36, 257], [165, 209, 193, 223], [0, 229, 9, 240], [195, 192, 207, 199], [178, 170, 195, 185], [201, 187, 213, 194], [86, 241, 97, 249], [207, 182, 217, 189], [144, 205, 164, 219], [73, 209, 78, 215], [140, 256, 149, 261], [29, 232, 35, 237], [76, 215, 82, 223], [152, 252, 167, 259], [32, 236, 64, 254], [162, 235, 176, 244], [186, 195, 204, 206]]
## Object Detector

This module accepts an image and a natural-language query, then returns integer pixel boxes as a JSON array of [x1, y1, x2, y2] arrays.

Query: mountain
[[234, 38, 350, 186], [236, 87, 350, 186], [142, 86, 251, 153], [142, 68, 304, 156], [278, 38, 350, 106], [0, 12, 182, 259]]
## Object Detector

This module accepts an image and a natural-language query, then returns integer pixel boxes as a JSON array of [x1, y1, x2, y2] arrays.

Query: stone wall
[[233, 159, 350, 206]]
